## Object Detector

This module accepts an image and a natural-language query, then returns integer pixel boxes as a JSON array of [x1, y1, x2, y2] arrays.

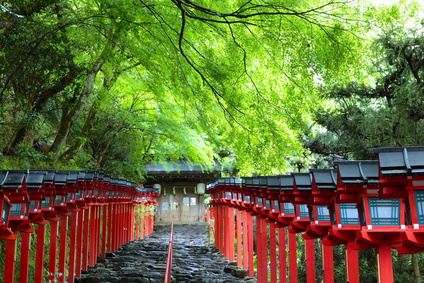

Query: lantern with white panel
[[0, 172, 14, 239], [374, 146, 424, 254], [1, 170, 33, 233]]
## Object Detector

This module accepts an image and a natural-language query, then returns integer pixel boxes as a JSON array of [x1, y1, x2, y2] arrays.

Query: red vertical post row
[[377, 244, 394, 283], [242, 210, 249, 270], [260, 217, 268, 281], [288, 231, 297, 282], [4, 238, 17, 283], [236, 209, 242, 267], [58, 214, 68, 283], [48, 220, 59, 282], [322, 244, 334, 283], [82, 206, 90, 271], [269, 224, 277, 283], [19, 232, 31, 283], [89, 205, 96, 266], [215, 205, 221, 253], [256, 216, 268, 282], [305, 238, 316, 283], [247, 213, 254, 277], [34, 222, 47, 283], [278, 227, 287, 283], [141, 205, 146, 237], [75, 208, 85, 278], [102, 205, 108, 257], [346, 242, 359, 283], [130, 204, 135, 241], [227, 206, 235, 262], [108, 203, 113, 252], [96, 205, 101, 263], [68, 210, 78, 283]]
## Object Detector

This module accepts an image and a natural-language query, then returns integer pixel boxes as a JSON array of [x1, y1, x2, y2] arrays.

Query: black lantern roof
[[78, 172, 87, 183], [44, 171, 55, 186], [54, 172, 68, 186], [280, 175, 294, 191], [267, 176, 280, 191], [103, 175, 111, 184], [373, 146, 424, 176], [66, 172, 78, 184], [217, 178, 226, 186], [310, 169, 337, 190], [0, 172, 7, 185], [0, 170, 27, 190], [244, 177, 253, 187], [259, 177, 267, 189], [334, 160, 379, 185], [292, 173, 312, 191], [27, 170, 46, 190]]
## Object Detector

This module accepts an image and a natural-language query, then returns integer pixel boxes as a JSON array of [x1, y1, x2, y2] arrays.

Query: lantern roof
[[333, 160, 379, 185], [310, 169, 338, 190], [0, 170, 27, 190], [266, 176, 280, 191], [373, 146, 424, 176], [54, 172, 68, 186], [280, 175, 294, 191], [44, 171, 55, 186], [292, 172, 312, 191], [26, 170, 46, 190]]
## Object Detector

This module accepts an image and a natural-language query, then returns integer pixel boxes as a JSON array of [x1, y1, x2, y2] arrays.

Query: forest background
[[2, 0, 423, 181], [2, 0, 424, 281]]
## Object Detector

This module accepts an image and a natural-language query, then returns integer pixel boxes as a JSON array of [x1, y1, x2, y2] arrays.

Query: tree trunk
[[413, 253, 421, 283], [49, 59, 104, 160]]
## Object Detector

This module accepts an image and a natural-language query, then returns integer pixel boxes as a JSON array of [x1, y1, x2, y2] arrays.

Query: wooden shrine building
[[144, 161, 220, 223]]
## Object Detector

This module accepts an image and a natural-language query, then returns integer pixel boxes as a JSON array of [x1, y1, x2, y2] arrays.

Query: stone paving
[[75, 223, 256, 283]]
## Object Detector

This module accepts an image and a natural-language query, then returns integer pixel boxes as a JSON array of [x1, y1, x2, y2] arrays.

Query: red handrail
[[164, 222, 174, 283]]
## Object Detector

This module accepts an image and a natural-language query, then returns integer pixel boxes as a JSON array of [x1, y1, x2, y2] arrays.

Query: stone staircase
[[75, 224, 255, 283]]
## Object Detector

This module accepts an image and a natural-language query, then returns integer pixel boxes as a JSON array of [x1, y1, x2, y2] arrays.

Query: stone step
[[76, 224, 256, 283]]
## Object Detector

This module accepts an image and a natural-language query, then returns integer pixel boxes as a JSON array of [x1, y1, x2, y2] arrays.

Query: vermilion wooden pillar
[[236, 209, 242, 267], [58, 214, 69, 283], [82, 206, 90, 271], [93, 205, 100, 262], [215, 205, 222, 253], [378, 244, 394, 283], [322, 244, 334, 283], [261, 218, 268, 281], [107, 203, 113, 252], [247, 213, 254, 277], [130, 204, 135, 241], [48, 220, 59, 282], [269, 223, 277, 283], [256, 216, 268, 282], [75, 208, 85, 277], [278, 227, 287, 283], [89, 205, 97, 266], [305, 238, 316, 283], [346, 242, 359, 283], [68, 210, 78, 283], [35, 222, 48, 283], [288, 231, 298, 282], [102, 205, 108, 257], [242, 210, 249, 270], [112, 204, 117, 251], [226, 206, 235, 261], [19, 232, 31, 283], [4, 237, 18, 283], [139, 205, 145, 239]]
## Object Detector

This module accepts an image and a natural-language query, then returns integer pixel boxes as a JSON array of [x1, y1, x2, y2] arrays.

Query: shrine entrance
[[144, 161, 220, 223]]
